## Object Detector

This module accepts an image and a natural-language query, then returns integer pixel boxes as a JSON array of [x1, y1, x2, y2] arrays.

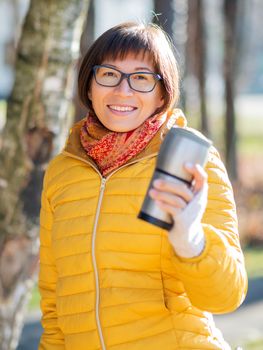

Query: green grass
[[244, 247, 263, 278], [242, 338, 263, 350], [28, 284, 40, 310], [0, 99, 6, 111], [0, 100, 7, 127], [238, 135, 263, 156]]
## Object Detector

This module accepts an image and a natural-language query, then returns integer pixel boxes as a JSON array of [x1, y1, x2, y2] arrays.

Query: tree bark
[[0, 0, 89, 348], [223, 0, 238, 180]]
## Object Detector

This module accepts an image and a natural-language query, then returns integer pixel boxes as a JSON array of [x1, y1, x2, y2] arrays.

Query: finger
[[149, 189, 188, 209], [153, 179, 194, 203], [155, 199, 182, 218], [184, 163, 208, 193]]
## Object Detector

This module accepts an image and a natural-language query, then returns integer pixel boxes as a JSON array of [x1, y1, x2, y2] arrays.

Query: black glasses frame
[[92, 65, 162, 93]]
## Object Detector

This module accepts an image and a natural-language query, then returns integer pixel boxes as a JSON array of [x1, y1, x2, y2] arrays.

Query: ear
[[157, 95, 165, 109]]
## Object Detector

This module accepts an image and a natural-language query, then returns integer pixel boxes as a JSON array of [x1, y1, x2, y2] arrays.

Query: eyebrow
[[104, 64, 152, 72]]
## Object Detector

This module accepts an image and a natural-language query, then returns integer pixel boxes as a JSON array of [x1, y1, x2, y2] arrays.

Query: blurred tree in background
[[223, 0, 238, 180], [74, 0, 95, 122], [153, 0, 175, 39], [186, 0, 209, 137], [0, 0, 89, 348]]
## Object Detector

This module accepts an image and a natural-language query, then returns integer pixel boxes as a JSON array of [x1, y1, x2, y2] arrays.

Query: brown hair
[[78, 22, 180, 115]]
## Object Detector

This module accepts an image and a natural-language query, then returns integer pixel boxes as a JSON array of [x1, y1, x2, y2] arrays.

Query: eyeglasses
[[92, 65, 162, 93]]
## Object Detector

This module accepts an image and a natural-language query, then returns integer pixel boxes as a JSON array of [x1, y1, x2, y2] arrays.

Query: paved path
[[214, 277, 263, 347], [17, 278, 263, 350], [17, 314, 42, 350], [215, 301, 263, 346]]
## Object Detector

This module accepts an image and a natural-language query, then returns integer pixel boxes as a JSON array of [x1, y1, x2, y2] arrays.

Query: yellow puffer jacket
[[39, 110, 247, 350]]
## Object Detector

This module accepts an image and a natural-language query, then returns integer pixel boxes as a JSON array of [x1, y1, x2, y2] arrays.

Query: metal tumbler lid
[[157, 127, 212, 182], [169, 127, 212, 147]]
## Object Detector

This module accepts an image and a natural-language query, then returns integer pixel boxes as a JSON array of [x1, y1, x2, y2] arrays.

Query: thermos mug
[[138, 127, 212, 230]]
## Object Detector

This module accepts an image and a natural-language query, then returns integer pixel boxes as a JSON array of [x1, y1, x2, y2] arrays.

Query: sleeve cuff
[[169, 225, 206, 258]]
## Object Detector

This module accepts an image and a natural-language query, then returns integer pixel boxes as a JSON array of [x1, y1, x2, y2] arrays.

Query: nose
[[113, 77, 133, 96]]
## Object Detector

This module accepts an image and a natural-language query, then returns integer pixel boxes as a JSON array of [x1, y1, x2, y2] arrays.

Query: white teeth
[[109, 105, 135, 112]]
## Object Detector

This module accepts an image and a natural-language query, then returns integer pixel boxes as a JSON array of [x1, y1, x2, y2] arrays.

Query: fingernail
[[149, 189, 156, 197], [153, 179, 162, 187]]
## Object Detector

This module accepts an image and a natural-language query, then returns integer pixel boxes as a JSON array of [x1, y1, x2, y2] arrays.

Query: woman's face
[[88, 53, 164, 132]]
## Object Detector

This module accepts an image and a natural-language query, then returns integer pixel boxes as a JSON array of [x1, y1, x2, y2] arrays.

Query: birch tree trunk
[[0, 0, 89, 349]]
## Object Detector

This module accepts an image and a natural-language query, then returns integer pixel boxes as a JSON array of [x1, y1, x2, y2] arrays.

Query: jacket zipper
[[62, 150, 157, 349], [62, 151, 107, 349], [92, 177, 106, 350]]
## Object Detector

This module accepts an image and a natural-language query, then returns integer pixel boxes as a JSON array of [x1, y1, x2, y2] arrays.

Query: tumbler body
[[138, 127, 212, 230]]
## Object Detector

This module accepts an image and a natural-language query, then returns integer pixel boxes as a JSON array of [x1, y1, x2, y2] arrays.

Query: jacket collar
[[62, 108, 187, 173]]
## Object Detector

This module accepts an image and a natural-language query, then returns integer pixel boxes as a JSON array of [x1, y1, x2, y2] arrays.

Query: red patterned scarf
[[80, 112, 166, 176]]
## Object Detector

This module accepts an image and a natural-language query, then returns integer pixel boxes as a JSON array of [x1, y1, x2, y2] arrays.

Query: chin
[[106, 123, 137, 133]]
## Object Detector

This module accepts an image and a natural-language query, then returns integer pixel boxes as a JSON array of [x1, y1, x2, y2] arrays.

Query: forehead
[[101, 51, 156, 70]]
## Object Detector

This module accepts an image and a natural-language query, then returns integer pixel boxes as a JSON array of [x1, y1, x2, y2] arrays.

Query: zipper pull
[[101, 177, 106, 190]]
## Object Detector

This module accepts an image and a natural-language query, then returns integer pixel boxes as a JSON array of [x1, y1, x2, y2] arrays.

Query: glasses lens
[[130, 73, 157, 92], [94, 66, 121, 86]]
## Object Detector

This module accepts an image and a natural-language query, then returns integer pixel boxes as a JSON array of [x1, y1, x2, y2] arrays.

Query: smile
[[108, 105, 137, 112]]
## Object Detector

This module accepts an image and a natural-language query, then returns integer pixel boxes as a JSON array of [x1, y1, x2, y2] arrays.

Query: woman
[[39, 22, 247, 350]]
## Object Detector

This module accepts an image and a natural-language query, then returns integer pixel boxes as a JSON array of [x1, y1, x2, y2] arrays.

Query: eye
[[97, 67, 119, 79], [133, 74, 149, 81], [103, 70, 116, 77]]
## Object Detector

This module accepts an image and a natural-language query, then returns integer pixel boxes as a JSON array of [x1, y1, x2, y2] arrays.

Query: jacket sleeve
[[38, 174, 65, 349], [169, 146, 248, 314]]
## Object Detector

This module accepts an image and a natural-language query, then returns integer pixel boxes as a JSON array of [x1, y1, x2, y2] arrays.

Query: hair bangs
[[98, 29, 156, 65]]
